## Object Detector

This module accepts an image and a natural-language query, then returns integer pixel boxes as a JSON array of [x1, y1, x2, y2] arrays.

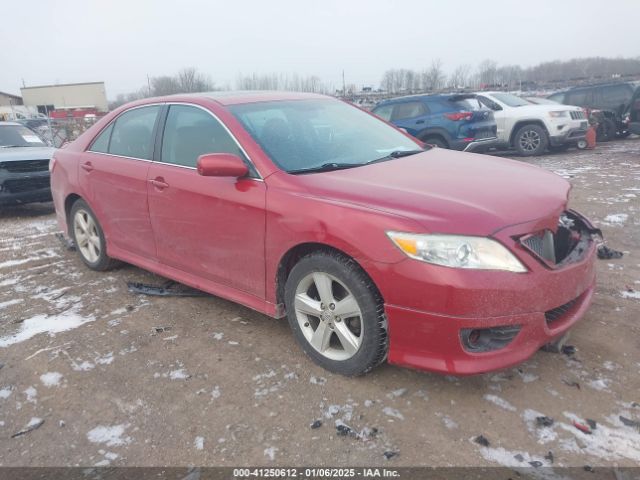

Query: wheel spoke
[[76, 214, 89, 233], [312, 272, 334, 305], [310, 321, 332, 352], [75, 231, 88, 246], [333, 294, 360, 318], [334, 322, 360, 356], [295, 293, 322, 317]]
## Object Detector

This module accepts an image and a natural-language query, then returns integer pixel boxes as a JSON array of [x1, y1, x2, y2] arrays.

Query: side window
[[477, 96, 502, 111], [89, 123, 113, 153], [109, 106, 160, 160], [565, 90, 590, 107], [160, 105, 251, 172], [372, 104, 393, 121], [391, 102, 427, 121], [600, 85, 632, 107]]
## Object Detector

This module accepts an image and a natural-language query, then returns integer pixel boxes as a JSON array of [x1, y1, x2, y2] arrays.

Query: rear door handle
[[149, 177, 169, 190], [81, 162, 94, 172]]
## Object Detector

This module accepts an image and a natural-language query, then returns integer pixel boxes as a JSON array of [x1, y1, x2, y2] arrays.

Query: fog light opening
[[460, 325, 521, 353]]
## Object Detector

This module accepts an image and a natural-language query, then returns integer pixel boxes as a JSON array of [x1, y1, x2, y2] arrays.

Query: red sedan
[[50, 92, 598, 376]]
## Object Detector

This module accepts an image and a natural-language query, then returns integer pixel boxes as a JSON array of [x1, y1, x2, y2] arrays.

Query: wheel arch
[[509, 120, 550, 146], [417, 128, 451, 147], [275, 242, 383, 315], [64, 193, 83, 235]]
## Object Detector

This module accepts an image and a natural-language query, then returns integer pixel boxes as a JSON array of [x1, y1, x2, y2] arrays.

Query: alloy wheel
[[294, 272, 363, 361], [519, 129, 541, 151], [73, 209, 101, 263]]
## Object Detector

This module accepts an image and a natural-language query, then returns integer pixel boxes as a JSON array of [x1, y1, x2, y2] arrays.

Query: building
[[0, 91, 23, 107], [21, 81, 108, 115]]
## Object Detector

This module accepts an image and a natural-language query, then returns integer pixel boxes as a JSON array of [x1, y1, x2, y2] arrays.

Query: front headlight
[[549, 111, 568, 118], [386, 232, 527, 272]]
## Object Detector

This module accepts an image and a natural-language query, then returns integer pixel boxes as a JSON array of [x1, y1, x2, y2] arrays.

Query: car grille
[[570, 111, 586, 120], [521, 231, 555, 263], [545, 297, 579, 325], [0, 160, 50, 173], [3, 177, 50, 193]]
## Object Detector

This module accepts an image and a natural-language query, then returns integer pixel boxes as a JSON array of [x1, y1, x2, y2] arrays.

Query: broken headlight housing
[[386, 232, 527, 272]]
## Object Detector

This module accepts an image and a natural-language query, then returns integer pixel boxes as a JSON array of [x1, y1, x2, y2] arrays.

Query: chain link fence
[[36, 117, 100, 148]]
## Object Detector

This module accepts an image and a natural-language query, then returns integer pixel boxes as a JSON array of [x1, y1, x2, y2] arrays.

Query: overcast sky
[[2, 0, 639, 98]]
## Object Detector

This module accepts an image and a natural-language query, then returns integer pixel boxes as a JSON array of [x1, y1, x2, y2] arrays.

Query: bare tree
[[448, 64, 471, 89], [423, 59, 446, 91]]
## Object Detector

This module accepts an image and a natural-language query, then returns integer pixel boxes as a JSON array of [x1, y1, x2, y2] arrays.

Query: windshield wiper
[[366, 149, 425, 165], [288, 162, 364, 175]]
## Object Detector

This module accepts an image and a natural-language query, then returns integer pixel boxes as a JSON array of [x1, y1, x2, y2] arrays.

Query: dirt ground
[[0, 140, 639, 470]]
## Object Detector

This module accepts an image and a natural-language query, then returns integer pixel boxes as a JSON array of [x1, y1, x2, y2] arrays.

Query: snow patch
[[87, 424, 131, 447], [483, 394, 516, 412], [40, 372, 63, 387]]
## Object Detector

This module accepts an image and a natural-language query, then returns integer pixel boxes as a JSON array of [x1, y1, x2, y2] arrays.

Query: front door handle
[[149, 177, 169, 190], [81, 162, 94, 172]]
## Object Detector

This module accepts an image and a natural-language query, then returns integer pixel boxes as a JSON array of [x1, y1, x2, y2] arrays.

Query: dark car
[[0, 122, 55, 205], [371, 94, 498, 152], [548, 82, 640, 141]]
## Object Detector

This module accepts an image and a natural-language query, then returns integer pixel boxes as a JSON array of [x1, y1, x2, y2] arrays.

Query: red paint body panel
[[50, 92, 597, 375]]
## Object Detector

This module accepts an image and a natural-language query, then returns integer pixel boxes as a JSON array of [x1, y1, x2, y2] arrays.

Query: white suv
[[474, 92, 588, 156]]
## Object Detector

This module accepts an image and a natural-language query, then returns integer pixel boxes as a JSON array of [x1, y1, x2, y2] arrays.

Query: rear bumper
[[0, 171, 51, 205], [457, 137, 499, 152]]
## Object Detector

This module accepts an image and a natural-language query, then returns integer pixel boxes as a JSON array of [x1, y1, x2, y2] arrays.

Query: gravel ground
[[0, 140, 639, 470]]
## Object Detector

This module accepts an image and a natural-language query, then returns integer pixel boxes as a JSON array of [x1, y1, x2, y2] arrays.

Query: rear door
[[389, 101, 429, 137], [147, 104, 266, 297], [81, 105, 160, 260]]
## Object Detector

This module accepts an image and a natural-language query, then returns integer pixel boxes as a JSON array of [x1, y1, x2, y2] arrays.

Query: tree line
[[109, 56, 640, 108]]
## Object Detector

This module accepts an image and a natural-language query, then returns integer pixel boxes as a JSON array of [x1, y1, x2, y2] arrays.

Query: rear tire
[[597, 118, 616, 142], [423, 136, 448, 149], [284, 251, 387, 376], [513, 124, 548, 156], [70, 199, 119, 271]]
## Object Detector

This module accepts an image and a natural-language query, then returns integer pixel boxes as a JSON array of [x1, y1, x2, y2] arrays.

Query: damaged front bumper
[[0, 169, 52, 206], [370, 210, 599, 375]]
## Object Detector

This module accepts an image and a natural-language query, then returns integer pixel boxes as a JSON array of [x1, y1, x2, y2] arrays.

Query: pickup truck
[[474, 92, 588, 156]]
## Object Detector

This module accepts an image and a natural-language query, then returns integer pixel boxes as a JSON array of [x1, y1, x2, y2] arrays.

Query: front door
[[147, 104, 266, 298]]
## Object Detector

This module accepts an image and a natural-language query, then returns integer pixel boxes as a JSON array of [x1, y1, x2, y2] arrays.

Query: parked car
[[371, 93, 498, 152], [625, 85, 640, 136], [0, 121, 55, 205], [51, 92, 598, 376], [474, 92, 588, 156], [548, 82, 640, 141]]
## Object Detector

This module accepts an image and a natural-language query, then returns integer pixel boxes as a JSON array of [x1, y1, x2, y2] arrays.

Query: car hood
[[514, 104, 583, 114], [287, 149, 571, 236], [0, 146, 55, 162]]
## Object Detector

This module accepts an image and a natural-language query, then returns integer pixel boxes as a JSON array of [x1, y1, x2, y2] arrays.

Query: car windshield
[[0, 124, 47, 147], [230, 99, 421, 173], [491, 93, 530, 107]]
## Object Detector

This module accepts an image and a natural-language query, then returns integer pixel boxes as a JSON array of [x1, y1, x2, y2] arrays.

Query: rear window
[[450, 98, 483, 111], [372, 104, 393, 121]]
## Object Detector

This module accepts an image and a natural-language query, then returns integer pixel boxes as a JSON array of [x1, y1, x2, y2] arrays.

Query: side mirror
[[197, 153, 249, 178]]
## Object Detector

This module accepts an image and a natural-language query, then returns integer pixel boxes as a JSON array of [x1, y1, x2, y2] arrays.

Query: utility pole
[[147, 75, 152, 96]]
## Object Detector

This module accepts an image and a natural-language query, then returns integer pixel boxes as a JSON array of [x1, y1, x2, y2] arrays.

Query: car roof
[[375, 92, 467, 106], [159, 90, 330, 106]]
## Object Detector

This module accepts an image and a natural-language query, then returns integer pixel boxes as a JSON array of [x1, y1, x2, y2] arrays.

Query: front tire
[[70, 199, 119, 271], [514, 124, 548, 156], [284, 251, 387, 376]]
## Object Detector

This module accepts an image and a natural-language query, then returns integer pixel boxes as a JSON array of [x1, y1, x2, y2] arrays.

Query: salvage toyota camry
[[50, 92, 598, 376]]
